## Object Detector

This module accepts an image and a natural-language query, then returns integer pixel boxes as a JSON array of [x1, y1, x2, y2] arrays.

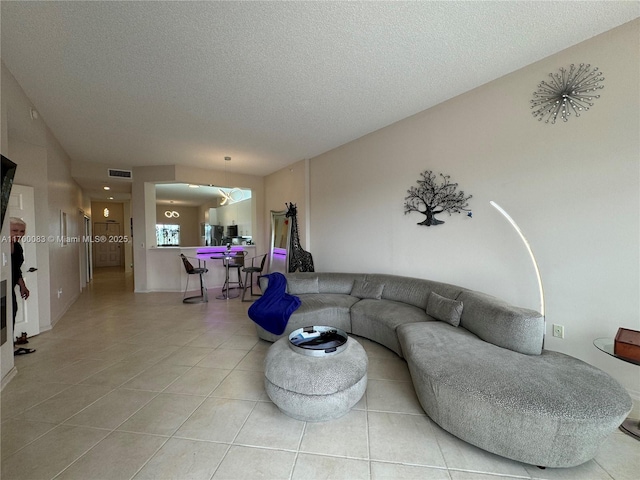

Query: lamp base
[[620, 418, 640, 440]]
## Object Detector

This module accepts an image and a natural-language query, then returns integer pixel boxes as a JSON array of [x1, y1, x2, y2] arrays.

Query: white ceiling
[[2, 1, 638, 193]]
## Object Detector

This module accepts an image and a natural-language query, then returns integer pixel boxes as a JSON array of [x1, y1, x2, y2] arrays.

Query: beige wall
[[46, 133, 84, 322], [265, 158, 309, 249], [1, 63, 86, 384], [308, 20, 640, 400]]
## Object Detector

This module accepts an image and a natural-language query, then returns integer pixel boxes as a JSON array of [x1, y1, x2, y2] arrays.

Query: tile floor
[[1, 267, 638, 480]]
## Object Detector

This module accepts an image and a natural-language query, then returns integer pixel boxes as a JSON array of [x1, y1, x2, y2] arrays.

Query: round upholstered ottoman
[[264, 334, 368, 422]]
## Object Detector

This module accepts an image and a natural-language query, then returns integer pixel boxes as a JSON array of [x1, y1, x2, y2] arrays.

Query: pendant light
[[219, 156, 245, 205], [219, 156, 232, 205]]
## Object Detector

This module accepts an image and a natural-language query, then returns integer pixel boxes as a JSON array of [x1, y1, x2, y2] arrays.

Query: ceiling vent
[[107, 168, 132, 179]]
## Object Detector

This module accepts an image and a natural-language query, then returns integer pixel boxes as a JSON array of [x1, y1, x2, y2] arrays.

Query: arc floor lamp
[[490, 201, 546, 342]]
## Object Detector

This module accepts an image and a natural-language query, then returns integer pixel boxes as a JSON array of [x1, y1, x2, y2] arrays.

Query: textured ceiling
[[2, 1, 639, 184]]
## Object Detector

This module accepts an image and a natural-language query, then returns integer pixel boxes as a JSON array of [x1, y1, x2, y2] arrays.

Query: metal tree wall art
[[530, 63, 604, 124], [404, 170, 472, 226]]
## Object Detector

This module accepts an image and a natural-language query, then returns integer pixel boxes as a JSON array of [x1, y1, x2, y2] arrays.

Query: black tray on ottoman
[[289, 326, 348, 357]]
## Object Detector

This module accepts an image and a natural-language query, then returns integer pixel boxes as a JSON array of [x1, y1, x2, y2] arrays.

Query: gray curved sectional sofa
[[256, 272, 632, 468]]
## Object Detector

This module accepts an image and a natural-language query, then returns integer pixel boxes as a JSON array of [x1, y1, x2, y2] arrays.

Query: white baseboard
[[1, 366, 18, 391]]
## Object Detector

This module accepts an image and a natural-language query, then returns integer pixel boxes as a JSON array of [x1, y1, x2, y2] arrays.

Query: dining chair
[[180, 254, 208, 303], [222, 251, 246, 295], [241, 253, 267, 302]]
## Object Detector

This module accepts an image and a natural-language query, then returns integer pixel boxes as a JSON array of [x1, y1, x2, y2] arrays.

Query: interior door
[[82, 214, 92, 286], [8, 185, 40, 338], [93, 222, 122, 267]]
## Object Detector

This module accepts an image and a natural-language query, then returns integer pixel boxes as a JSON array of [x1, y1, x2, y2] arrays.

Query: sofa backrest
[[280, 272, 463, 308], [457, 290, 544, 355], [257, 272, 365, 295], [287, 272, 365, 294], [263, 272, 544, 355], [364, 274, 464, 310]]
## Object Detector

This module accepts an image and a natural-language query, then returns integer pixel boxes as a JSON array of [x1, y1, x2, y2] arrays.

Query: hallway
[[1, 268, 637, 479]]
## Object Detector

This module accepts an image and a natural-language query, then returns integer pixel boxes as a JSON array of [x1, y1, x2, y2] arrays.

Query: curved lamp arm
[[489, 201, 545, 318]]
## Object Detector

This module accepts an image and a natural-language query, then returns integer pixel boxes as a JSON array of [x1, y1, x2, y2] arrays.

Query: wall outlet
[[552, 324, 564, 339]]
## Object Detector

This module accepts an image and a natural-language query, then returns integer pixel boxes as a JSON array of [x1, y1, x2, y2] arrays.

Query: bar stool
[[180, 254, 208, 303], [242, 253, 267, 302], [221, 251, 246, 297]]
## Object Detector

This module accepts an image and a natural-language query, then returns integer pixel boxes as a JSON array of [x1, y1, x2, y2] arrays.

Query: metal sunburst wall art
[[530, 63, 604, 124]]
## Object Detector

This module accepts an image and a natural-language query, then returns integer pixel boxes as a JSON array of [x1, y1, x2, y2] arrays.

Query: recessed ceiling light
[[103, 186, 110, 190], [108, 196, 114, 200]]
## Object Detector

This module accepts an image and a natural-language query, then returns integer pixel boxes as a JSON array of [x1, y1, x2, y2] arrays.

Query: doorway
[[93, 222, 122, 268], [8, 185, 40, 338]]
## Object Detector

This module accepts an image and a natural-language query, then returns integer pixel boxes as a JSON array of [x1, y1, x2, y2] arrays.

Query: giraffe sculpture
[[285, 202, 315, 273]]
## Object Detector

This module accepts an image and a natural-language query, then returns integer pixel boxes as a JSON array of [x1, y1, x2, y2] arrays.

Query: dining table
[[197, 247, 245, 300]]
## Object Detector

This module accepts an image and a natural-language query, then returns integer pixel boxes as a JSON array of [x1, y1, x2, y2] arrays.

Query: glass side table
[[594, 337, 640, 440]]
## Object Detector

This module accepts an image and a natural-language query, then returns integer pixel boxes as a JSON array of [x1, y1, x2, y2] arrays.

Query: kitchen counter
[[147, 245, 257, 293]]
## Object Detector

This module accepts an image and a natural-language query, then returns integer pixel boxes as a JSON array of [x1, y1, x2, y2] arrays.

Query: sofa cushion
[[351, 299, 432, 356], [351, 280, 385, 299], [457, 290, 544, 355], [426, 291, 463, 327], [291, 293, 358, 332], [296, 293, 359, 312], [287, 276, 319, 294]]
